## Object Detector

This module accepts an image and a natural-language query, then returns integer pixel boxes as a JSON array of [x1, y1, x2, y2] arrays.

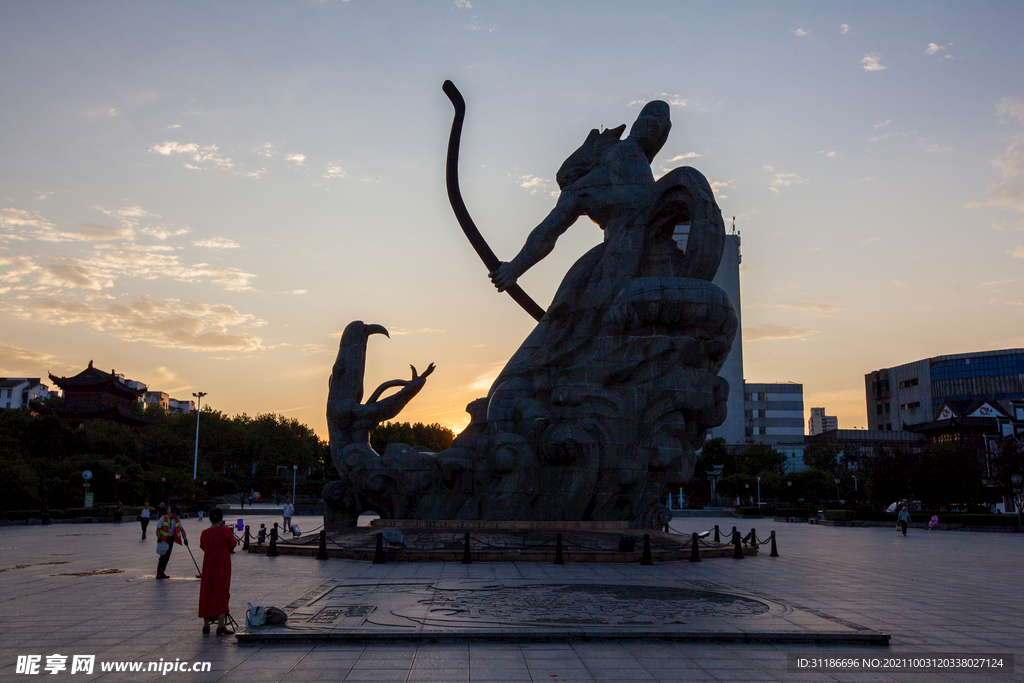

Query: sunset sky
[[2, 1, 1023, 438]]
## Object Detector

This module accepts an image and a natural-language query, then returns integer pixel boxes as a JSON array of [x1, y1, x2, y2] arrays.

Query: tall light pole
[[757, 476, 761, 507], [834, 476, 841, 504], [292, 464, 298, 502], [192, 392, 207, 480], [114, 472, 121, 502]]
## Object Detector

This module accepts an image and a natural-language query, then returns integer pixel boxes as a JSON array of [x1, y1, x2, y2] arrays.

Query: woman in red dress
[[198, 508, 237, 635]]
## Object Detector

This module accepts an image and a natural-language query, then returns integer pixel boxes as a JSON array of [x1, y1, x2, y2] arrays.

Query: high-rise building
[[865, 349, 1024, 431], [808, 407, 838, 435], [709, 230, 745, 444]]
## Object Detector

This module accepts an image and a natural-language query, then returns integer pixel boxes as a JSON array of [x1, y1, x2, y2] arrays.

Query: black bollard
[[689, 532, 701, 562], [268, 527, 279, 557], [641, 533, 653, 565], [242, 525, 250, 551], [731, 525, 737, 539], [462, 532, 472, 564], [317, 529, 329, 561], [373, 533, 385, 564], [770, 530, 779, 557], [713, 525, 720, 543], [554, 533, 564, 565], [664, 522, 670, 533], [750, 528, 757, 548], [732, 530, 744, 559]]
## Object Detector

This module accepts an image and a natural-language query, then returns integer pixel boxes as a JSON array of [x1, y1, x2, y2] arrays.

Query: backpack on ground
[[245, 603, 266, 627], [265, 606, 288, 625]]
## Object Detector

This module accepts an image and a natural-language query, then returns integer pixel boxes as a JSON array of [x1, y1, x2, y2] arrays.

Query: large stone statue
[[323, 82, 737, 530]]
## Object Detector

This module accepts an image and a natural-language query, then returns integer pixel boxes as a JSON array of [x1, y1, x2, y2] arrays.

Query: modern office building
[[703, 228, 807, 468], [865, 349, 1024, 431], [744, 382, 805, 471], [808, 407, 838, 435], [708, 230, 745, 444]]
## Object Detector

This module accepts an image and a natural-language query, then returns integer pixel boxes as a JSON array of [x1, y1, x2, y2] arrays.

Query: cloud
[[980, 279, 1013, 288], [286, 153, 306, 165], [873, 120, 892, 130], [38, 257, 113, 290], [629, 93, 688, 109], [1, 294, 265, 351], [996, 98, 1024, 123], [254, 143, 274, 157], [753, 302, 842, 313], [138, 226, 190, 240], [192, 237, 241, 250], [817, 150, 837, 158], [150, 141, 237, 172], [0, 343, 56, 374], [1, 209, 137, 243], [0, 255, 41, 288], [744, 324, 815, 342], [709, 180, 732, 200], [892, 280, 907, 288], [863, 237, 881, 244], [965, 102, 1024, 226], [991, 138, 1024, 178], [861, 53, 887, 71], [455, 0, 471, 7], [794, 28, 810, 36], [922, 141, 954, 153], [1012, 246, 1024, 259], [516, 174, 556, 195], [766, 169, 808, 193], [94, 205, 159, 230], [840, 24, 849, 34], [286, 289, 307, 294], [166, 124, 181, 129], [325, 165, 346, 179], [666, 152, 701, 163], [925, 42, 952, 56]]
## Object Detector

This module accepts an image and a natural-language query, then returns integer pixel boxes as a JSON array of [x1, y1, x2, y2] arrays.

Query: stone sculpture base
[[236, 576, 889, 645], [253, 520, 752, 563]]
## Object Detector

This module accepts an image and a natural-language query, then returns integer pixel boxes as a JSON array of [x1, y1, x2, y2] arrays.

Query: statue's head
[[629, 100, 671, 163]]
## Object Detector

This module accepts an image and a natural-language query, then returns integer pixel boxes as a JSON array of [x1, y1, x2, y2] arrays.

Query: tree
[[804, 442, 842, 472], [371, 422, 455, 454]]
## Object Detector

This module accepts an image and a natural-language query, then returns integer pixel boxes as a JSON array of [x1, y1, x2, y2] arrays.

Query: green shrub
[[776, 507, 814, 518], [735, 506, 764, 516], [960, 514, 1019, 527], [823, 509, 854, 521]]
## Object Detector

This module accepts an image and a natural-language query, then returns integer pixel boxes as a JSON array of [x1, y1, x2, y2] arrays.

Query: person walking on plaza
[[198, 508, 237, 635], [114, 500, 123, 523], [155, 506, 188, 579], [898, 506, 912, 536], [282, 496, 294, 534], [139, 502, 151, 540]]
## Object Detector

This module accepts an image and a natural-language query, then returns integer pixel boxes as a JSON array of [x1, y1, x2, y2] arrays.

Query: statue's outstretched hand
[[489, 262, 518, 292], [410, 363, 436, 380]]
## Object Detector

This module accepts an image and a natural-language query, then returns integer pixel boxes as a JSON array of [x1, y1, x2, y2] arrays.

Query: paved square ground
[[1, 513, 1021, 682]]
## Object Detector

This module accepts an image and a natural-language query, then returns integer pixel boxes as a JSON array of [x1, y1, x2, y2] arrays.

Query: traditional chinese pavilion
[[35, 361, 149, 426]]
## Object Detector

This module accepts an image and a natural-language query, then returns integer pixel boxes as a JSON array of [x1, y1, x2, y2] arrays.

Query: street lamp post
[[114, 472, 121, 502], [757, 476, 761, 507], [834, 476, 841, 504], [292, 464, 298, 503], [1011, 474, 1022, 529], [192, 392, 207, 480], [745, 482, 750, 506], [161, 476, 166, 502]]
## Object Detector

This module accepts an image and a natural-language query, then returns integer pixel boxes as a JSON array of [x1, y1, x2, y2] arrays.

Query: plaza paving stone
[[1, 513, 1021, 682]]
